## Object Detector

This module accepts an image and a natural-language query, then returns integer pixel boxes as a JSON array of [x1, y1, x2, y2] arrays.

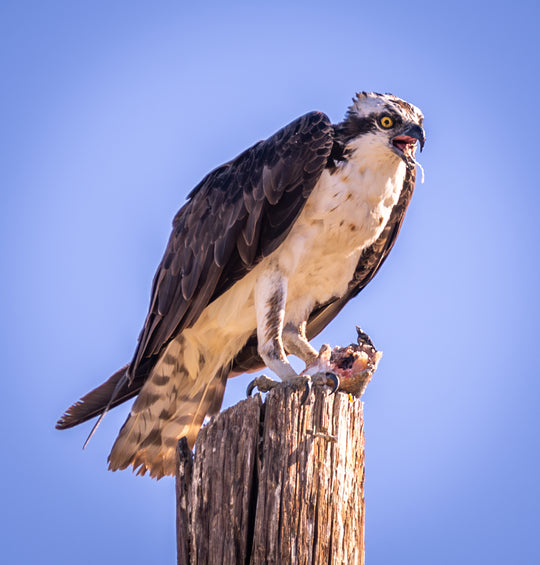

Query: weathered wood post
[[176, 386, 366, 564]]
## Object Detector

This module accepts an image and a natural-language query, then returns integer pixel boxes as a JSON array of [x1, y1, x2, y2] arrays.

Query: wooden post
[[176, 386, 365, 565]]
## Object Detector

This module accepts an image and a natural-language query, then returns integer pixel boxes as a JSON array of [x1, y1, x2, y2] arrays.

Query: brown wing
[[56, 138, 414, 432], [57, 111, 334, 431], [231, 166, 418, 374], [128, 110, 334, 378]]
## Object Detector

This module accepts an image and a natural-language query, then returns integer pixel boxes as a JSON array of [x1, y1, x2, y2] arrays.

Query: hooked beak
[[395, 123, 425, 150], [391, 123, 425, 162]]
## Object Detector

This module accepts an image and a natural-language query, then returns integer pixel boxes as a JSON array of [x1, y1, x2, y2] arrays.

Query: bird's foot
[[294, 372, 340, 403], [247, 327, 381, 401], [246, 371, 339, 404], [246, 374, 280, 396], [311, 371, 340, 394]]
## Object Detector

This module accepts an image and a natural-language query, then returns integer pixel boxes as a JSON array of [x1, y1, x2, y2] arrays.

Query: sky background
[[2, 1, 539, 563]]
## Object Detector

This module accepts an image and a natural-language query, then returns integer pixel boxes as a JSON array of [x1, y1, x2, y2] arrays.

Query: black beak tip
[[416, 131, 425, 153], [419, 127, 426, 152], [404, 123, 425, 153]]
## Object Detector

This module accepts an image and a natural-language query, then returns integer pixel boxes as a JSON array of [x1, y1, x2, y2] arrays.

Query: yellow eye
[[380, 116, 394, 129]]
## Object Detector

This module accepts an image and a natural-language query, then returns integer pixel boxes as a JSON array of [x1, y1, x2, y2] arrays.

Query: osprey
[[57, 92, 425, 479]]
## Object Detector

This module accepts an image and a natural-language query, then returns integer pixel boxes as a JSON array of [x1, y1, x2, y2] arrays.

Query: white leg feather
[[254, 268, 297, 381]]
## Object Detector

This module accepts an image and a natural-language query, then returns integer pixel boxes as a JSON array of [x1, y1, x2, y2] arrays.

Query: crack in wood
[[176, 388, 365, 564]]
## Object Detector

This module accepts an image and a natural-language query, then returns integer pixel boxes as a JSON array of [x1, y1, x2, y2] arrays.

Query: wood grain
[[176, 387, 365, 564]]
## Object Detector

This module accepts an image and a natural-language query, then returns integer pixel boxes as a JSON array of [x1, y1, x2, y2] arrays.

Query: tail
[[107, 334, 230, 479], [56, 365, 142, 430]]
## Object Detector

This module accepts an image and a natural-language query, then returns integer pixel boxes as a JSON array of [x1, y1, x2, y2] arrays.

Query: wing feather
[[127, 111, 334, 379]]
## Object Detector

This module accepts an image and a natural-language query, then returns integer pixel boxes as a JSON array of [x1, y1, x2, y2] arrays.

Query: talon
[[300, 377, 312, 404], [326, 372, 340, 394], [246, 380, 257, 397], [310, 371, 340, 394], [246, 374, 280, 396]]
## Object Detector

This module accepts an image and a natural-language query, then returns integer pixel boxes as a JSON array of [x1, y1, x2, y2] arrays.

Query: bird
[[56, 91, 425, 479]]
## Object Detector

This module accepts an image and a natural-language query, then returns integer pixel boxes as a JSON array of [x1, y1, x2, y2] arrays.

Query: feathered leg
[[282, 320, 318, 366], [253, 269, 297, 381], [248, 269, 332, 399]]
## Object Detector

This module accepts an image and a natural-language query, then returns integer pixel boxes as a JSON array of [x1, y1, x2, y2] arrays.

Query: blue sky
[[2, 1, 539, 563]]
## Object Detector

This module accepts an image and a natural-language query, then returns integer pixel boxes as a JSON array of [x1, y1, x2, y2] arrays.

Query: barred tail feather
[[107, 335, 230, 479]]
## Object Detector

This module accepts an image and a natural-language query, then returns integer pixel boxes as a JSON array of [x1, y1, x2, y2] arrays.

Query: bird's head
[[336, 92, 425, 166]]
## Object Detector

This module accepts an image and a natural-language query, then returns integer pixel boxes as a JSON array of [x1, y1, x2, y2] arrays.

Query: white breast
[[275, 132, 407, 322], [190, 133, 407, 341]]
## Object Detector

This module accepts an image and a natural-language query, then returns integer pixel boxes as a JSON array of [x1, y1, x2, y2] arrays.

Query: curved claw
[[246, 380, 257, 397], [326, 372, 340, 395], [300, 377, 312, 405], [246, 374, 281, 397]]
